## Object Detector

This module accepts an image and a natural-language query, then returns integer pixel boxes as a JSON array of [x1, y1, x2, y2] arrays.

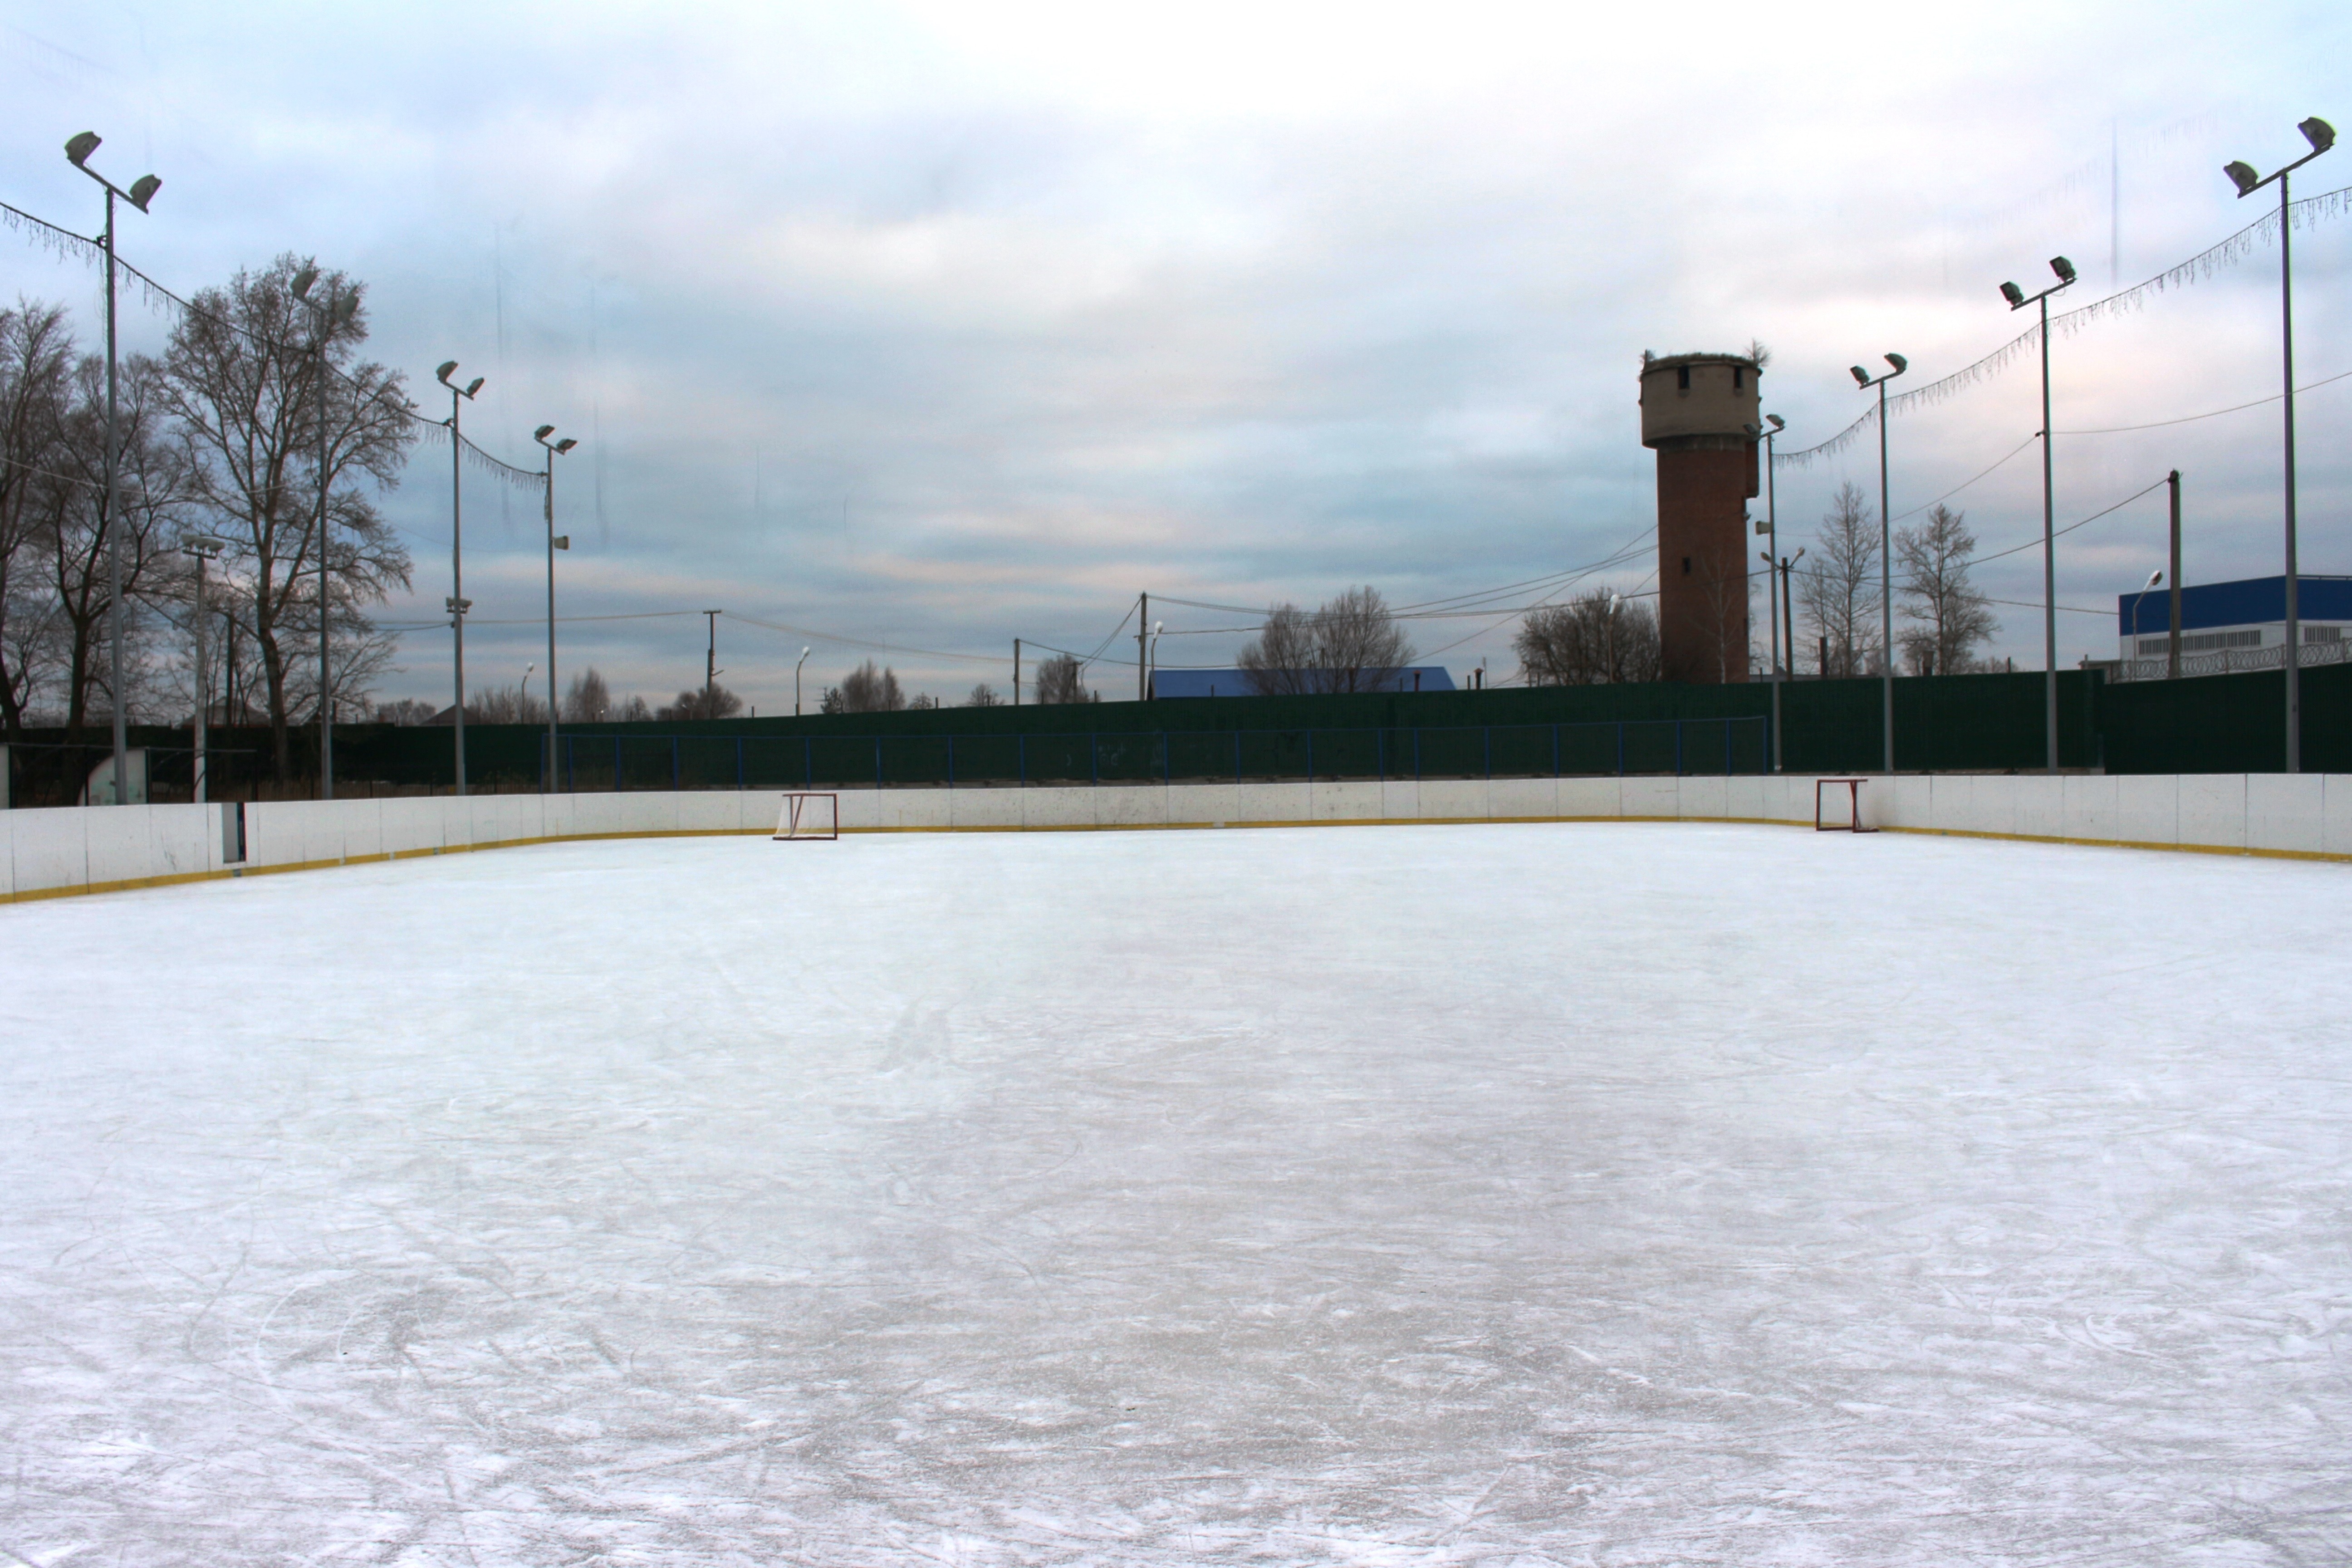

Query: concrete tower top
[[1639, 352, 1762, 450]]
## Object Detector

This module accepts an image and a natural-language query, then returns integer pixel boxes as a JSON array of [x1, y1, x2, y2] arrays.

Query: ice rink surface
[[2, 821, 2348, 1566]]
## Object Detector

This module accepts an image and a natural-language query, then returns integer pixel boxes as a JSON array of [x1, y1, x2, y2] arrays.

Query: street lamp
[[64, 132, 159, 808], [1999, 254, 2078, 771], [534, 425, 578, 793], [435, 362, 484, 795], [520, 662, 536, 715], [1750, 413, 1788, 769], [1149, 619, 1164, 698], [181, 536, 226, 802], [2225, 115, 2335, 772], [292, 264, 357, 799], [1606, 591, 1623, 684], [1849, 353, 1907, 772], [795, 646, 812, 715], [2129, 569, 2164, 671]]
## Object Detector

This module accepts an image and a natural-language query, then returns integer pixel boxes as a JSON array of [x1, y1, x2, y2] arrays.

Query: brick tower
[[1640, 352, 1761, 684]]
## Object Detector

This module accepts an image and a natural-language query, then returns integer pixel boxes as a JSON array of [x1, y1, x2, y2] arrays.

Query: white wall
[[4, 774, 2347, 903]]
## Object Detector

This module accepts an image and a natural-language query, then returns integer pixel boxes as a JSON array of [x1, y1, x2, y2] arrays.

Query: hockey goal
[[773, 792, 840, 841], [1814, 777, 1877, 833]]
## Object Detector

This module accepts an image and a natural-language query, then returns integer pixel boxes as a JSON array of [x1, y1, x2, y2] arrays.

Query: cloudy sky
[[4, 0, 2347, 711]]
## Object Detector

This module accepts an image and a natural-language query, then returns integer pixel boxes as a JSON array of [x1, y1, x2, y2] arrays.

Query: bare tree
[[1030, 652, 1094, 705], [964, 682, 1003, 706], [563, 666, 614, 722], [1515, 589, 1663, 685], [0, 303, 74, 738], [33, 353, 193, 735], [1797, 481, 1882, 677], [658, 683, 744, 721], [1895, 504, 1997, 676], [370, 697, 438, 725], [1238, 585, 1414, 695], [467, 683, 547, 724], [835, 659, 906, 712], [906, 693, 939, 710], [160, 255, 415, 779]]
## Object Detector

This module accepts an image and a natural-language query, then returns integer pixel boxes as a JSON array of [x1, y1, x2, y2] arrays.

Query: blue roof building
[[1148, 666, 1456, 699], [2117, 574, 2352, 662]]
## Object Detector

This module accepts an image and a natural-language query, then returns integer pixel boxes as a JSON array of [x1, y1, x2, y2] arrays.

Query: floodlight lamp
[[1792, 546, 1805, 564], [1766, 413, 1786, 432], [2049, 255, 2076, 284], [2224, 160, 2260, 196], [127, 174, 160, 211], [1884, 353, 1907, 374], [554, 437, 578, 454], [2301, 117, 2336, 154], [534, 424, 555, 441], [291, 266, 318, 299], [2145, 568, 2163, 588], [463, 377, 484, 398], [1743, 422, 1760, 437], [65, 132, 100, 167], [1850, 365, 1871, 386], [1999, 281, 2025, 307], [436, 361, 460, 384], [332, 295, 358, 326], [553, 534, 570, 550]]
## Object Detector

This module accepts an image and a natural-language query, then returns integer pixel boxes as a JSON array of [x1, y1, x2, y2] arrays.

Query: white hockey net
[[773, 792, 840, 841]]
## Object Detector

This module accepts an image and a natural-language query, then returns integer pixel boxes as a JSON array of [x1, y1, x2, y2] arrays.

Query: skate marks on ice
[[0, 824, 2348, 1563]]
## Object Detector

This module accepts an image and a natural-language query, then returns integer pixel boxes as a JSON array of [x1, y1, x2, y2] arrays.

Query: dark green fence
[[9, 660, 2345, 804], [536, 715, 1769, 791]]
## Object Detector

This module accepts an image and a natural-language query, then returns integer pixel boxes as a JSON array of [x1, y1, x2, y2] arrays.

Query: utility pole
[[704, 609, 723, 713], [2168, 470, 2182, 681], [1136, 592, 1148, 702], [1014, 638, 1022, 706]]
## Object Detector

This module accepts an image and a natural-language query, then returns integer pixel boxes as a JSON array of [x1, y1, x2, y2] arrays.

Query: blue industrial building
[[1147, 666, 1457, 699], [2116, 574, 2352, 659]]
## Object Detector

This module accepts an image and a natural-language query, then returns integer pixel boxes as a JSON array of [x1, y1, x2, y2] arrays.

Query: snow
[[2, 821, 2348, 1566]]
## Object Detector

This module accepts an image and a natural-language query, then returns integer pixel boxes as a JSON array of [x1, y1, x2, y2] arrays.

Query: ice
[[1, 821, 2347, 1564]]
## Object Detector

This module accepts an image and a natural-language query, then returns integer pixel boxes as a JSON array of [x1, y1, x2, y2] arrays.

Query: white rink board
[[2, 823, 2348, 1564]]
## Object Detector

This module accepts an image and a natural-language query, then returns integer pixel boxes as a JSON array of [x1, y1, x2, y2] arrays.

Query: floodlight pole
[[704, 609, 723, 712], [795, 646, 811, 715], [1851, 354, 1907, 772], [1999, 258, 2077, 770], [436, 363, 481, 794], [534, 427, 577, 790], [2167, 470, 2182, 680], [1013, 638, 1021, 706], [1136, 592, 1149, 702], [183, 538, 223, 802], [1757, 415, 1785, 769], [65, 133, 158, 805], [2225, 119, 2332, 769]]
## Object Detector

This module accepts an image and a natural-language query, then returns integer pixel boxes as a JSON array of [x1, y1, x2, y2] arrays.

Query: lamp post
[[64, 132, 160, 807], [2167, 470, 2183, 681], [2225, 116, 2335, 773], [533, 426, 578, 793], [1753, 413, 1787, 769], [291, 265, 356, 799], [1848, 354, 1907, 771], [182, 536, 225, 802], [1148, 619, 1164, 698], [1999, 255, 2078, 770], [795, 647, 811, 715], [435, 362, 483, 795], [2130, 569, 2164, 672], [1606, 592, 1622, 684], [520, 662, 536, 716]]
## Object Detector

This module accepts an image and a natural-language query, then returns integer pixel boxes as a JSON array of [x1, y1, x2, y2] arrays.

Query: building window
[[1732, 367, 1744, 389], [1676, 366, 1690, 391], [2304, 624, 2342, 643], [1682, 556, 1692, 575]]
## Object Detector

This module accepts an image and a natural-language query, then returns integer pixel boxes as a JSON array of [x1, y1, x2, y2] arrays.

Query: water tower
[[1640, 351, 1761, 683]]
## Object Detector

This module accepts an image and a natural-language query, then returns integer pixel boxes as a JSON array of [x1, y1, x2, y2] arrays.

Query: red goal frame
[[1814, 777, 1877, 833]]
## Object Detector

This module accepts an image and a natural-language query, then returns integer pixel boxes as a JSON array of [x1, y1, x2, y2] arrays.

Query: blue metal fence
[[542, 716, 1769, 791]]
